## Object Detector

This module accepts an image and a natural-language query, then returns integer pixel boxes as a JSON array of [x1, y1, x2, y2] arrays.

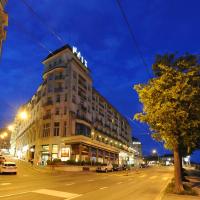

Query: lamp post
[[152, 149, 159, 164]]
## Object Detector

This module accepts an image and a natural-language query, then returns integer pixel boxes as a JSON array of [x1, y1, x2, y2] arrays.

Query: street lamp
[[152, 149, 159, 163], [18, 111, 28, 120], [152, 149, 157, 154], [8, 124, 14, 131]]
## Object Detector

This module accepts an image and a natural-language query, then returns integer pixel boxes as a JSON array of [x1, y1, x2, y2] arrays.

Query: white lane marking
[[33, 189, 81, 199], [23, 174, 29, 177], [0, 183, 11, 186], [0, 191, 31, 198], [87, 179, 94, 182], [162, 177, 169, 180], [128, 178, 133, 181], [149, 176, 157, 180], [139, 174, 146, 178], [117, 182, 123, 184], [99, 187, 108, 190], [65, 183, 75, 186]]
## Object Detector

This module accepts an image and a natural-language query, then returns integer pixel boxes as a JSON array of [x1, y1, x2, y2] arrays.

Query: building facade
[[0, 128, 10, 153], [0, 0, 8, 56], [10, 45, 134, 165]]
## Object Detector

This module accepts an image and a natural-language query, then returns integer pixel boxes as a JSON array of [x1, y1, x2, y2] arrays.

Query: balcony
[[54, 87, 63, 93], [76, 113, 91, 123], [42, 100, 53, 107], [55, 75, 64, 80], [43, 114, 51, 120]]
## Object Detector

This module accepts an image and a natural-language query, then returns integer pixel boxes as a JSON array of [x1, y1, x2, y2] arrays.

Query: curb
[[155, 177, 172, 200]]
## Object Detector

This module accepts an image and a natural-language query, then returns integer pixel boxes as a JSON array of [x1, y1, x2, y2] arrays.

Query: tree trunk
[[173, 144, 184, 193]]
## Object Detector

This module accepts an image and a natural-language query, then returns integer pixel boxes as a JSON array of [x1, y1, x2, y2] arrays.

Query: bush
[[52, 158, 62, 163], [46, 160, 52, 165]]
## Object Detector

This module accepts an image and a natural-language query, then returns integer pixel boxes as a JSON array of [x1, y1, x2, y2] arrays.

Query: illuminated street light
[[0, 134, 4, 139], [18, 111, 28, 120], [8, 124, 14, 131], [3, 132, 8, 137], [152, 149, 157, 154]]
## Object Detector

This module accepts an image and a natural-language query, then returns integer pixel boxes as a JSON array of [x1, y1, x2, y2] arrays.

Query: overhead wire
[[116, 0, 152, 78], [11, 16, 53, 54], [20, 0, 65, 45]]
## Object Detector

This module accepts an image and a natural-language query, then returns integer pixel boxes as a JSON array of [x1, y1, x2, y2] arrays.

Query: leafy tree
[[134, 54, 200, 193]]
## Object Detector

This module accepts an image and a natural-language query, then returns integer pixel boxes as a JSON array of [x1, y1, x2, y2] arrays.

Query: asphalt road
[[0, 157, 173, 200]]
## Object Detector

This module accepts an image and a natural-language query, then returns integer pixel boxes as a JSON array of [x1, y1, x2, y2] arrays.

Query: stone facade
[[10, 45, 134, 165]]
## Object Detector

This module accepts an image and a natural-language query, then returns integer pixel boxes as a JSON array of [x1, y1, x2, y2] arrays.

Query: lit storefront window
[[52, 144, 58, 160], [61, 147, 70, 161]]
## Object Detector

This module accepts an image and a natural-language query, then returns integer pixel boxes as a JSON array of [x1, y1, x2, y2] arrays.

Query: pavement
[[162, 168, 200, 200], [0, 157, 174, 200]]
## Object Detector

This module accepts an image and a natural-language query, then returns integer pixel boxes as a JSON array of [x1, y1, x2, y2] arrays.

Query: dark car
[[140, 163, 148, 168], [113, 164, 123, 171]]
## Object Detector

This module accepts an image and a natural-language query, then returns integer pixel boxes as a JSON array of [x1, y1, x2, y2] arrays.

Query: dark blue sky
[[1, 0, 200, 161]]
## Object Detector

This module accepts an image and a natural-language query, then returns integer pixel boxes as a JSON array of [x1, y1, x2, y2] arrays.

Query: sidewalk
[[162, 168, 200, 200]]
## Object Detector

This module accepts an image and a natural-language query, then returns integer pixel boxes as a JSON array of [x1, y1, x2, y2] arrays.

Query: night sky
[[1, 0, 199, 162]]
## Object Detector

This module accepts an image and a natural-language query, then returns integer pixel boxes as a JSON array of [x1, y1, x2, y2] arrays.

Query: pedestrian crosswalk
[[33, 189, 81, 200]]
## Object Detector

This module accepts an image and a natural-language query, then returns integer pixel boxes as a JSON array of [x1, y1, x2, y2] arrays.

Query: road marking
[[128, 178, 133, 181], [162, 177, 169, 180], [0, 191, 31, 198], [139, 174, 146, 178], [99, 187, 108, 190], [33, 189, 81, 199], [101, 177, 107, 179], [65, 183, 75, 186], [23, 174, 29, 177], [149, 176, 157, 179], [0, 183, 11, 186], [87, 179, 94, 182], [117, 182, 123, 184]]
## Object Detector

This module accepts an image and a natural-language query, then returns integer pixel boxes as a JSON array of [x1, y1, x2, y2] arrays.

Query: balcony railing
[[54, 87, 63, 93], [43, 114, 51, 120], [42, 100, 53, 107], [55, 75, 64, 80]]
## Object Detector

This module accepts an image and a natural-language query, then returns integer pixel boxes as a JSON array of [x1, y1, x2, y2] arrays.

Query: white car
[[96, 163, 113, 172], [0, 162, 17, 174]]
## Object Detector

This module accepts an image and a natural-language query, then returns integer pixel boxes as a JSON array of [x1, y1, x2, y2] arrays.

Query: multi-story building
[[0, 128, 10, 152], [0, 0, 8, 56], [10, 44, 134, 165]]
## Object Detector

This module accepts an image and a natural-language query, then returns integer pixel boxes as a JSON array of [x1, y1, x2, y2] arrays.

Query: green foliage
[[134, 54, 200, 152]]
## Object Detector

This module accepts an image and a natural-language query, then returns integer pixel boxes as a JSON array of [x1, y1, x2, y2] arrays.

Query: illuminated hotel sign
[[72, 46, 88, 68]]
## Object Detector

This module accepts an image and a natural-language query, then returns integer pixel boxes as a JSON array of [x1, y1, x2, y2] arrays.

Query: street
[[0, 158, 173, 200]]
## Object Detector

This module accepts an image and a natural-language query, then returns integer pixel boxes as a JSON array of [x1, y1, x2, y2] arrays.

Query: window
[[55, 108, 59, 115], [64, 94, 68, 101], [48, 84, 53, 93], [73, 71, 77, 79], [56, 95, 60, 103], [72, 95, 76, 104], [54, 122, 60, 136], [64, 107, 67, 115], [42, 123, 50, 137], [63, 121, 67, 137], [52, 144, 58, 153], [75, 123, 91, 137]]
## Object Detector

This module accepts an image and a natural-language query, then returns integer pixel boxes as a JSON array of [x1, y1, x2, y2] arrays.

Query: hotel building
[[10, 45, 134, 165]]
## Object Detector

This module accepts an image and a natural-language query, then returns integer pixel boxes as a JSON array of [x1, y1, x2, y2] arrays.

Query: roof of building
[[43, 44, 72, 61]]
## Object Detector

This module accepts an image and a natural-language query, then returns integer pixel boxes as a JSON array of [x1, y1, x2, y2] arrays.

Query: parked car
[[96, 163, 113, 172], [140, 163, 149, 168], [0, 156, 6, 164], [0, 162, 17, 174], [113, 164, 123, 171]]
